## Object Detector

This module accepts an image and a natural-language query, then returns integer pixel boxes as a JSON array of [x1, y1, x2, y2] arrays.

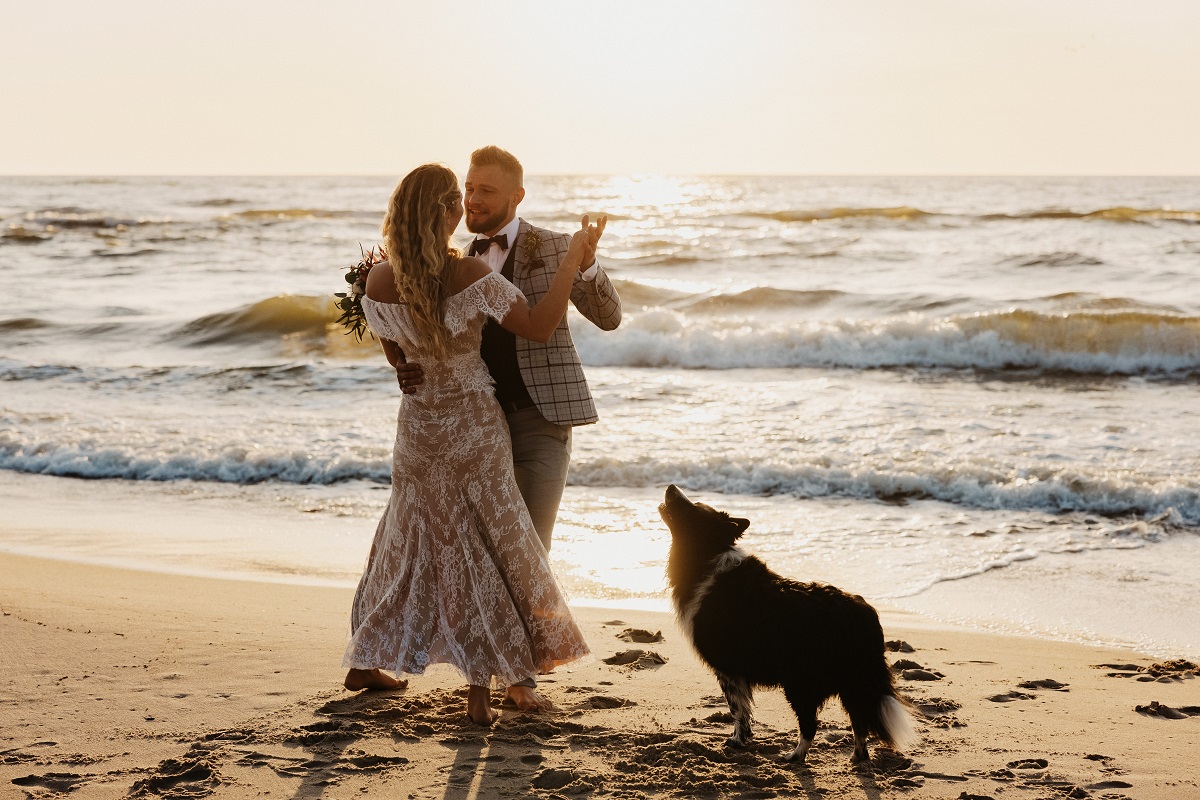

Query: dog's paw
[[782, 747, 809, 763], [724, 735, 751, 749]]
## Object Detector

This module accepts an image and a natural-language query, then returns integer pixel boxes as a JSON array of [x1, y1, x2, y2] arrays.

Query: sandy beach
[[3, 552, 1198, 799]]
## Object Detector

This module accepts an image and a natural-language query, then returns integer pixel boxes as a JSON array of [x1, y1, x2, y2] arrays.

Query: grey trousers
[[506, 406, 572, 553], [505, 405, 572, 689]]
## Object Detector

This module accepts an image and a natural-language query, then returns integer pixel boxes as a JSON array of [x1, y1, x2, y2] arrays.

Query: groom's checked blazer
[[504, 218, 622, 427]]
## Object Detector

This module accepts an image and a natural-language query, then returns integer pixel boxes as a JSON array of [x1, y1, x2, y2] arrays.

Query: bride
[[342, 163, 595, 724]]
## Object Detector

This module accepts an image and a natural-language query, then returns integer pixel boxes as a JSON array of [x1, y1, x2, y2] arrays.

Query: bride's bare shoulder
[[446, 256, 494, 296], [365, 260, 400, 303]]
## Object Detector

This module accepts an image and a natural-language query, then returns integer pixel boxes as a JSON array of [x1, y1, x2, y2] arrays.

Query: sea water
[[1, 175, 1197, 657]]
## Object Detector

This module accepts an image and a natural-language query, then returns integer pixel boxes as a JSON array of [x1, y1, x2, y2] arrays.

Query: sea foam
[[3, 430, 1195, 526], [572, 307, 1200, 376]]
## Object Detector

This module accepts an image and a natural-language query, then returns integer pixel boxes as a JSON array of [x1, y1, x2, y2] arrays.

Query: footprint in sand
[[1135, 700, 1200, 719], [532, 767, 581, 790], [11, 772, 92, 793], [891, 660, 944, 681], [1086, 779, 1134, 790], [128, 755, 220, 797], [584, 695, 637, 709], [988, 690, 1036, 702], [616, 628, 664, 644], [885, 639, 916, 653], [603, 650, 667, 669], [1018, 679, 1069, 691], [1098, 659, 1199, 682]]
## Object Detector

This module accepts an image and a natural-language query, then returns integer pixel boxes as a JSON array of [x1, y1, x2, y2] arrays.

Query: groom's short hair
[[470, 146, 523, 188]]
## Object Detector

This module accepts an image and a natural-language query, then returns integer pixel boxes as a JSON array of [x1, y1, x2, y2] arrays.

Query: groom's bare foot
[[467, 685, 498, 726], [343, 668, 407, 692], [505, 685, 556, 712]]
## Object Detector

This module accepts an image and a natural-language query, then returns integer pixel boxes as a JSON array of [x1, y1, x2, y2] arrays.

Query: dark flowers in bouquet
[[335, 244, 387, 341]]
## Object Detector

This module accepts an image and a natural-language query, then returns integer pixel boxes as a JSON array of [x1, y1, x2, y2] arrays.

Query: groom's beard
[[466, 208, 509, 235]]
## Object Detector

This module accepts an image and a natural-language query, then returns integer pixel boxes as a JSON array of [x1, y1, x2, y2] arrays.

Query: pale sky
[[2, 0, 1198, 175]]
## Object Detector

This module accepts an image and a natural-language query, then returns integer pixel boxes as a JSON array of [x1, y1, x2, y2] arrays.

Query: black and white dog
[[658, 484, 917, 764]]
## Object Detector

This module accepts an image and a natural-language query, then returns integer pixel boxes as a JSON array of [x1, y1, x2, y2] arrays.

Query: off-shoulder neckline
[[361, 271, 505, 306]]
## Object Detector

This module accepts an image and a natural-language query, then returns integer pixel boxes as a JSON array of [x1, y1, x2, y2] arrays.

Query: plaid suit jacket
[[508, 218, 622, 426]]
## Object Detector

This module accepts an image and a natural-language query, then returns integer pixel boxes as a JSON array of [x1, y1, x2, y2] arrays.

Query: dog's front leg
[[716, 673, 754, 747]]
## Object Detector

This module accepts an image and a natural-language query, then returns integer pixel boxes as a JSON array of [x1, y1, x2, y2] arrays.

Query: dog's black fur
[[658, 484, 916, 764]]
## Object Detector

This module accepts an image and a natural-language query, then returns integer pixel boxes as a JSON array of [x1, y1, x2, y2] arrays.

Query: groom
[[396, 145, 622, 710], [398, 144, 621, 553]]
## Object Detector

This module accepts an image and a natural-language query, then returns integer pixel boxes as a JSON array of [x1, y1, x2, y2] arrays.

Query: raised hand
[[567, 214, 594, 266], [581, 214, 607, 267]]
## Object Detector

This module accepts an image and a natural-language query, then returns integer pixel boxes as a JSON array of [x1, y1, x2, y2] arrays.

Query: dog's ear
[[731, 517, 750, 539]]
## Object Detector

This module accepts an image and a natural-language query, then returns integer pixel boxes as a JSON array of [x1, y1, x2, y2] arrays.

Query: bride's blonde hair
[[381, 164, 462, 358]]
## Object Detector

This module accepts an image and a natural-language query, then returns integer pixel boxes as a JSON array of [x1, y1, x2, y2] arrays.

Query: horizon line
[[2, 172, 1199, 180]]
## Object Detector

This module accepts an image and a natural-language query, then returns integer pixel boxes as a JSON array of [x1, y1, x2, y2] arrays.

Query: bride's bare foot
[[467, 685, 498, 726], [505, 685, 556, 712], [343, 668, 407, 692]]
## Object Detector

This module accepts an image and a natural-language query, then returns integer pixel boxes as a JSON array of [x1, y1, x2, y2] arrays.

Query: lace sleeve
[[361, 299, 399, 342], [468, 272, 524, 322]]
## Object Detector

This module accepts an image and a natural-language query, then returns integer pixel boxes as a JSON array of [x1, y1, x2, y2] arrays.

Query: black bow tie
[[469, 234, 508, 256]]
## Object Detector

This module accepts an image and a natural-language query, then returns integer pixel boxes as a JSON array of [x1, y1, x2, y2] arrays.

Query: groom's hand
[[580, 214, 607, 268], [396, 361, 424, 394]]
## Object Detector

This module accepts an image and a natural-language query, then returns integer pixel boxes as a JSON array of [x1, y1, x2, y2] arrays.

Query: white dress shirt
[[471, 217, 599, 281]]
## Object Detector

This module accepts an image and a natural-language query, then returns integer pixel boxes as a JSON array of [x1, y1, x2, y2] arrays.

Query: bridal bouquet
[[335, 244, 386, 341]]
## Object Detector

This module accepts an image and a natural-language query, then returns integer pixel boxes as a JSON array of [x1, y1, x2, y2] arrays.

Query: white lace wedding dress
[[342, 271, 589, 686]]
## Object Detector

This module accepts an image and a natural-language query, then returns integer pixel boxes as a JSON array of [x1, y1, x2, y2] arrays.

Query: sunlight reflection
[[592, 174, 700, 218], [550, 500, 672, 601]]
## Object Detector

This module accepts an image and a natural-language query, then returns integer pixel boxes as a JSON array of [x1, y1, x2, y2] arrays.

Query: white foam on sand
[[897, 536, 1200, 660]]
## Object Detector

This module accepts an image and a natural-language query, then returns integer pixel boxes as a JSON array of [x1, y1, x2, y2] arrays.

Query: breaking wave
[[1, 431, 1194, 526], [175, 295, 339, 345], [573, 308, 1200, 376]]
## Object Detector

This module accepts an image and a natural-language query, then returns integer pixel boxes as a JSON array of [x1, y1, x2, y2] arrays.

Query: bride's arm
[[365, 261, 422, 393], [500, 218, 595, 343]]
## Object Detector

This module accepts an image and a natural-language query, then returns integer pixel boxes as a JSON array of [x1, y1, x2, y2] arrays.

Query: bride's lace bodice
[[361, 271, 521, 398]]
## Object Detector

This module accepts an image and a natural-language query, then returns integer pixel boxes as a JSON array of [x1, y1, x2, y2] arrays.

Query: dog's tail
[[877, 694, 919, 752], [861, 658, 919, 752]]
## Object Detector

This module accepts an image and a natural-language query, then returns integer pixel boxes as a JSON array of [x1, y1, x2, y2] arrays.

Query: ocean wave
[[0, 433, 390, 485], [573, 308, 1200, 375], [743, 206, 934, 223], [689, 205, 1200, 227], [610, 282, 846, 311], [91, 247, 160, 259], [221, 208, 367, 222], [1041, 293, 1181, 312], [2, 432, 1194, 526], [20, 209, 165, 229], [2, 224, 53, 243], [0, 317, 52, 332], [176, 295, 339, 345], [192, 198, 246, 207], [986, 207, 1200, 224], [681, 287, 846, 312], [1001, 251, 1105, 269], [0, 358, 389, 395], [609, 280, 691, 308], [565, 457, 1200, 526]]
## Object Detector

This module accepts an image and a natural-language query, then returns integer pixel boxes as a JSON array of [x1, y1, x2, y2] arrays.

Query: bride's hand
[[581, 214, 606, 266], [567, 214, 594, 266]]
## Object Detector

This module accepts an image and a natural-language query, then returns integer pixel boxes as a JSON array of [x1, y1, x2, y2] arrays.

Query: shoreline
[[4, 470, 1199, 664], [4, 552, 1199, 799]]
